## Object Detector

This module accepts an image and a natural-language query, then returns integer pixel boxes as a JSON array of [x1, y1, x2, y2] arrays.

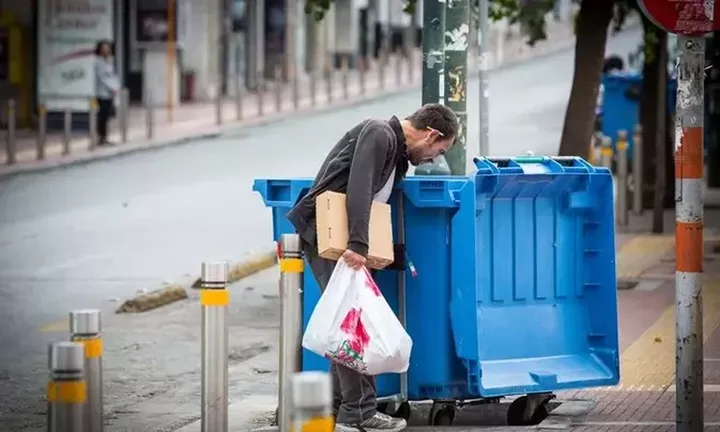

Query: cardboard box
[[315, 191, 394, 270]]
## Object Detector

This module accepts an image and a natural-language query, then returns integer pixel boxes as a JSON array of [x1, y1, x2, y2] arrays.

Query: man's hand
[[342, 249, 367, 270]]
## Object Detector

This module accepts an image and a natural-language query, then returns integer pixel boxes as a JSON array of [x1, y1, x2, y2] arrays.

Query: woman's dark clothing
[[97, 97, 115, 143]]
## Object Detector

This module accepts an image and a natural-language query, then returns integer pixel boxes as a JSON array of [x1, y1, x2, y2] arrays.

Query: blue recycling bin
[[600, 72, 677, 161], [253, 156, 620, 403]]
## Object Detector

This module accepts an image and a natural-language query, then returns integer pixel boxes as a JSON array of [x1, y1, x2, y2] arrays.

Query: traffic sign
[[637, 0, 718, 36]]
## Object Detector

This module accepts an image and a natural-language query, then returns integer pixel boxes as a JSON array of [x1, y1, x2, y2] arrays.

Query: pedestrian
[[286, 104, 459, 432], [94, 40, 119, 146]]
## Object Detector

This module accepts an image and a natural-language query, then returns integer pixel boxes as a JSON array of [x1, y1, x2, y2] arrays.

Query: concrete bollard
[[292, 372, 334, 432], [274, 65, 283, 113], [600, 135, 613, 170], [47, 341, 86, 432], [616, 130, 629, 227], [145, 92, 154, 140], [70, 310, 103, 432], [278, 234, 304, 432], [341, 57, 349, 100], [5, 99, 16, 164], [632, 124, 643, 215], [37, 105, 47, 161], [88, 98, 98, 151], [200, 262, 230, 432], [119, 88, 129, 143], [63, 109, 72, 156]]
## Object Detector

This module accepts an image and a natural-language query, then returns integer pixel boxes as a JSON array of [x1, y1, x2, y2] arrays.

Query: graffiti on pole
[[445, 23, 469, 51], [448, 65, 466, 102]]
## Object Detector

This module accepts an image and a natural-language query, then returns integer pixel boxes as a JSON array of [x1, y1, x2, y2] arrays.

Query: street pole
[[477, 0, 489, 157], [675, 35, 705, 432], [442, 0, 470, 175], [415, 0, 452, 176]]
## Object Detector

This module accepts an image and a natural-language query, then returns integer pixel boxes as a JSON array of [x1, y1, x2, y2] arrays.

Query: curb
[[0, 30, 582, 181], [116, 250, 278, 313]]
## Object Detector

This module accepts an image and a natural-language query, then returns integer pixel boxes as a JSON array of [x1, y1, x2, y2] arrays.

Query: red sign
[[638, 0, 719, 35]]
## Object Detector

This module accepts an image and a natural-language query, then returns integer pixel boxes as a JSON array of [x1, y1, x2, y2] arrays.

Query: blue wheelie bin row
[[600, 72, 677, 161], [253, 156, 620, 405]]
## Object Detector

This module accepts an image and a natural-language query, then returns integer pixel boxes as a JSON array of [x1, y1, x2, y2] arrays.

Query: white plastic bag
[[302, 260, 413, 375]]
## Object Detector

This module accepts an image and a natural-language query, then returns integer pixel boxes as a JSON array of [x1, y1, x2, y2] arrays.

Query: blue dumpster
[[253, 156, 620, 417], [600, 72, 677, 160]]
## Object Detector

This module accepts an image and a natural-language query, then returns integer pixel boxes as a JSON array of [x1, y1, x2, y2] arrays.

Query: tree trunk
[[557, 0, 614, 156], [652, 30, 668, 233], [639, 15, 659, 211]]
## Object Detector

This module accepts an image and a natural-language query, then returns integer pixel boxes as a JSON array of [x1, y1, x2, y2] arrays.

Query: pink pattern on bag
[[340, 307, 370, 355], [363, 268, 382, 296]]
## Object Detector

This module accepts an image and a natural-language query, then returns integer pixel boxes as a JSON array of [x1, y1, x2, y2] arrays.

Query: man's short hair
[[405, 104, 459, 139]]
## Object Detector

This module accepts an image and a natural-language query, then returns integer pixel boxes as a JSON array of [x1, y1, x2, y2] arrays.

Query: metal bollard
[[200, 261, 230, 432], [341, 57, 349, 100], [407, 49, 415, 83], [632, 124, 643, 215], [359, 57, 366, 95], [234, 73, 243, 121], [600, 135, 613, 170], [145, 93, 154, 140], [278, 234, 304, 432], [274, 65, 283, 113], [310, 67, 317, 107], [70, 310, 103, 432], [616, 130, 629, 227], [88, 98, 98, 151], [257, 70, 265, 117], [63, 109, 72, 156], [215, 83, 223, 126], [395, 50, 402, 85], [37, 105, 47, 160], [291, 65, 299, 110], [325, 58, 334, 104], [379, 52, 386, 90], [291, 372, 334, 432], [5, 99, 16, 164], [119, 88, 129, 143], [47, 341, 86, 432]]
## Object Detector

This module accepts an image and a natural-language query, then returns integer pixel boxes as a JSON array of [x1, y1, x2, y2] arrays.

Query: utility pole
[[442, 0, 469, 175], [674, 35, 706, 432], [477, 0, 489, 156], [415, 0, 451, 176]]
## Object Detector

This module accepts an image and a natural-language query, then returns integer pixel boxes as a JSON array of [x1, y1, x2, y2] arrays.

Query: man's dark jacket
[[286, 116, 409, 257]]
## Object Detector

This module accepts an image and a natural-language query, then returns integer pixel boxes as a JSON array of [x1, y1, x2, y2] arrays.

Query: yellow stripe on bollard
[[600, 146, 613, 156], [47, 380, 87, 404], [290, 417, 335, 432], [200, 289, 230, 306], [79, 337, 103, 359], [280, 258, 304, 273]]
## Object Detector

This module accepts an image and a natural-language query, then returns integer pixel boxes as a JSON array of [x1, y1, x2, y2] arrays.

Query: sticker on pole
[[637, 0, 718, 35]]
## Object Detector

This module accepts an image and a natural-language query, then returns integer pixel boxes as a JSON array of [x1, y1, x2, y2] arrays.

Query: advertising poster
[[37, 0, 114, 111]]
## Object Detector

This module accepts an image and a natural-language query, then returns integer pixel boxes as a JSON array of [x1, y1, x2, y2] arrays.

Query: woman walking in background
[[95, 40, 119, 146]]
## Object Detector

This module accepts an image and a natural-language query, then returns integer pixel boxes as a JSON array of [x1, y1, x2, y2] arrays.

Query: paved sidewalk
[[0, 15, 580, 177]]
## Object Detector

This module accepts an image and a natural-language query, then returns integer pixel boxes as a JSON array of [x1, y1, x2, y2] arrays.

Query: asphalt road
[[0, 27, 641, 431]]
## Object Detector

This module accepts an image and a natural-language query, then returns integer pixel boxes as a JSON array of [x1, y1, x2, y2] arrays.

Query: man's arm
[[346, 122, 393, 257]]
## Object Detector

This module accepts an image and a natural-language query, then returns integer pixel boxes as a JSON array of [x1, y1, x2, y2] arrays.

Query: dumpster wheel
[[429, 402, 456, 426], [506, 394, 553, 426]]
